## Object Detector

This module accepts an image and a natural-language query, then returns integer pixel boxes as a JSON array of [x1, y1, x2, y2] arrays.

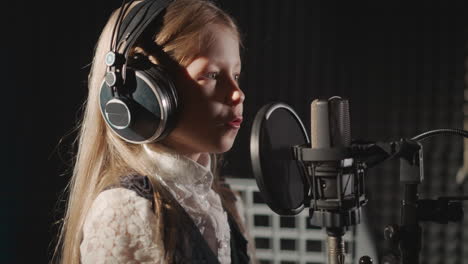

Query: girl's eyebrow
[[206, 60, 241, 72]]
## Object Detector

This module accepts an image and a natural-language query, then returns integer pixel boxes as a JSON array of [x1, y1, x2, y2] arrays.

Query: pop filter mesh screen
[[258, 107, 308, 214]]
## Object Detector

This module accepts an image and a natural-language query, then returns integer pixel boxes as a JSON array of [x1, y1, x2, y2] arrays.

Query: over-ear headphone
[[99, 0, 179, 144]]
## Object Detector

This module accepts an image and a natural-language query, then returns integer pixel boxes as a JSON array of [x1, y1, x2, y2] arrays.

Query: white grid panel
[[226, 178, 355, 264]]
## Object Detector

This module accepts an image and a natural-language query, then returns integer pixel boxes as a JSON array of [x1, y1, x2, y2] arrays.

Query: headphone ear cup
[[99, 65, 179, 144], [104, 97, 134, 129], [141, 65, 179, 138]]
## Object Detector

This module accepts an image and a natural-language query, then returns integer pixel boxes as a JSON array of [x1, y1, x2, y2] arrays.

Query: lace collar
[[142, 144, 214, 195], [142, 144, 231, 263]]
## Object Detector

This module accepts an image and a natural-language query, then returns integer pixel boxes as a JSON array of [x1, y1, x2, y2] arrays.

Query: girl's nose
[[230, 89, 245, 105]]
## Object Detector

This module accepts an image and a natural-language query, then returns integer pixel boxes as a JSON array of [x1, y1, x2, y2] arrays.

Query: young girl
[[55, 0, 251, 263]]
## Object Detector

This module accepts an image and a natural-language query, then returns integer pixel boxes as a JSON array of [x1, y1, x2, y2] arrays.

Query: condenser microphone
[[310, 97, 353, 209], [310, 97, 352, 264]]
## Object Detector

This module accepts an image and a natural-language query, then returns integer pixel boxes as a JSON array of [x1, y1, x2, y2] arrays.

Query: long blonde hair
[[54, 1, 241, 263]]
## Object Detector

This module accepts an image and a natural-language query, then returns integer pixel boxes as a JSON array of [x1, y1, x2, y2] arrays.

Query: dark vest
[[117, 174, 250, 264]]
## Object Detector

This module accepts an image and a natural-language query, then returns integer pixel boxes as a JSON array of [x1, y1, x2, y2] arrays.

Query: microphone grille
[[329, 97, 351, 147]]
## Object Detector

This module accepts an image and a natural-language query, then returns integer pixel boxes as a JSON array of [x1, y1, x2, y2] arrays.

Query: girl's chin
[[163, 128, 239, 154], [211, 137, 237, 154]]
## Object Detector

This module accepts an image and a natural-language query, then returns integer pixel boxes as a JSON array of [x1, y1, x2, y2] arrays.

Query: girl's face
[[160, 24, 244, 160]]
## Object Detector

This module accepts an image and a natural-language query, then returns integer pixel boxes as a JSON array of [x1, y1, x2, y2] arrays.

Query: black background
[[2, 0, 467, 263]]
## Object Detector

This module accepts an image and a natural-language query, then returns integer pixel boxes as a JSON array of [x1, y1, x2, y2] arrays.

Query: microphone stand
[[308, 208, 359, 264], [382, 139, 467, 264], [326, 227, 346, 264], [394, 139, 424, 264]]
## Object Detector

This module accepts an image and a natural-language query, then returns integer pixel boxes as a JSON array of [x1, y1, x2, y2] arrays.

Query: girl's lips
[[226, 117, 243, 129]]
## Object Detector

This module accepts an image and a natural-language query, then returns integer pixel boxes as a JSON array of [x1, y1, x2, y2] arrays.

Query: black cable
[[411, 128, 468, 142]]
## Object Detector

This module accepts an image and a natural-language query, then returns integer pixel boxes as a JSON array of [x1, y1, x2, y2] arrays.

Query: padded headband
[[114, 0, 174, 60]]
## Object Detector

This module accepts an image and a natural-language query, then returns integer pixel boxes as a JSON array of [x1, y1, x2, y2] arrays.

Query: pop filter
[[250, 102, 310, 215]]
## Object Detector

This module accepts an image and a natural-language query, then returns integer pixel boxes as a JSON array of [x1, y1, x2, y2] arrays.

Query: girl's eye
[[234, 73, 241, 82], [205, 72, 219, 80]]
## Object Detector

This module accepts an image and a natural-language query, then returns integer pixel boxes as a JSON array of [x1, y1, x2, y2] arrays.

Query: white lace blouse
[[80, 144, 232, 263]]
